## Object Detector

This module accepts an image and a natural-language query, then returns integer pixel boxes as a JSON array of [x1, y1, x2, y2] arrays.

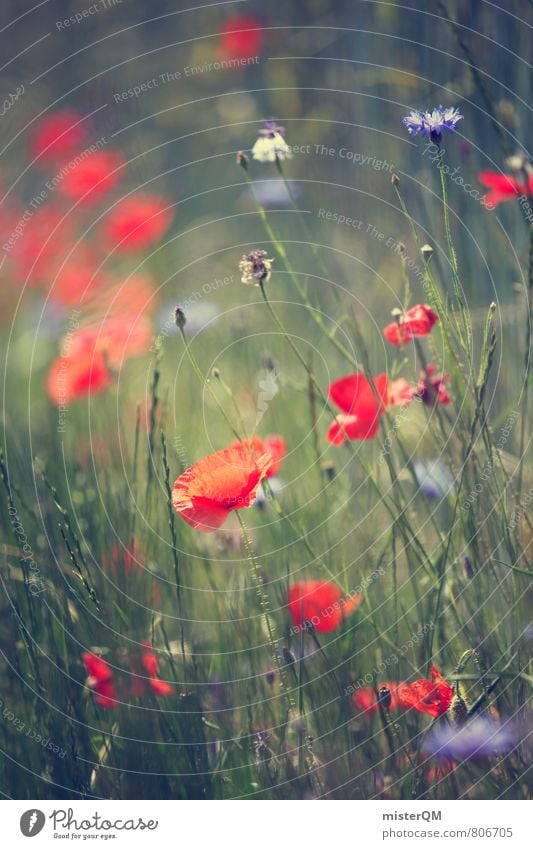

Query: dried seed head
[[391, 173, 400, 186], [239, 249, 273, 286], [421, 243, 434, 261]]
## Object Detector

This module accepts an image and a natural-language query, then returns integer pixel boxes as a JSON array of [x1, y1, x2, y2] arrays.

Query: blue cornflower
[[403, 105, 463, 142]]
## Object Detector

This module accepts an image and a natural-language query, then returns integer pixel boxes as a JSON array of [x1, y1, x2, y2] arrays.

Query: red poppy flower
[[352, 682, 402, 715], [229, 434, 287, 477], [478, 170, 533, 207], [172, 444, 271, 532], [131, 643, 173, 698], [288, 580, 361, 633], [219, 15, 263, 59], [10, 206, 72, 282], [383, 304, 439, 346], [82, 652, 118, 709], [31, 110, 87, 162], [398, 665, 453, 718], [417, 365, 451, 406], [68, 316, 152, 366], [327, 372, 389, 444], [51, 251, 105, 306], [46, 348, 112, 405], [57, 151, 124, 204], [103, 195, 173, 251]]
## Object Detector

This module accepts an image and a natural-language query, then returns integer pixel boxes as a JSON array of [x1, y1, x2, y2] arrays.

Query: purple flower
[[258, 120, 286, 138], [403, 106, 463, 142], [424, 716, 516, 760], [252, 121, 292, 163]]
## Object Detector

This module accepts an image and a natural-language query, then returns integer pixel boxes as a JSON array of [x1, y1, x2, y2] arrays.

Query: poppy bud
[[378, 686, 392, 711], [174, 306, 186, 329], [236, 150, 248, 169], [449, 693, 468, 725]]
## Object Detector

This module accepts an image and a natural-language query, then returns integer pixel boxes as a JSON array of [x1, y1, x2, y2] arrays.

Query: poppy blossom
[[390, 377, 417, 407], [327, 372, 389, 444], [82, 652, 118, 709], [352, 682, 402, 715], [131, 643, 173, 698], [46, 348, 112, 405], [57, 151, 124, 204], [172, 444, 271, 532], [68, 316, 152, 367], [398, 665, 453, 718], [219, 15, 263, 59], [229, 434, 287, 477], [383, 304, 439, 346], [103, 194, 173, 251], [31, 110, 87, 162], [417, 365, 451, 406], [478, 170, 533, 207], [46, 316, 151, 405], [51, 251, 105, 306], [10, 206, 72, 282], [288, 580, 361, 633]]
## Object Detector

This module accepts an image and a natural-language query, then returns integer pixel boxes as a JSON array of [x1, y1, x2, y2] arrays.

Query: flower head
[[383, 304, 439, 346], [229, 434, 287, 478], [239, 249, 273, 285], [172, 444, 272, 532], [131, 643, 173, 698], [478, 169, 533, 207], [398, 665, 453, 718], [252, 121, 292, 163], [423, 716, 517, 759], [103, 194, 173, 251], [403, 106, 463, 142], [327, 372, 389, 444], [57, 151, 124, 204], [219, 15, 263, 59], [82, 652, 118, 709], [288, 580, 361, 633], [417, 364, 451, 405], [31, 110, 87, 163]]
